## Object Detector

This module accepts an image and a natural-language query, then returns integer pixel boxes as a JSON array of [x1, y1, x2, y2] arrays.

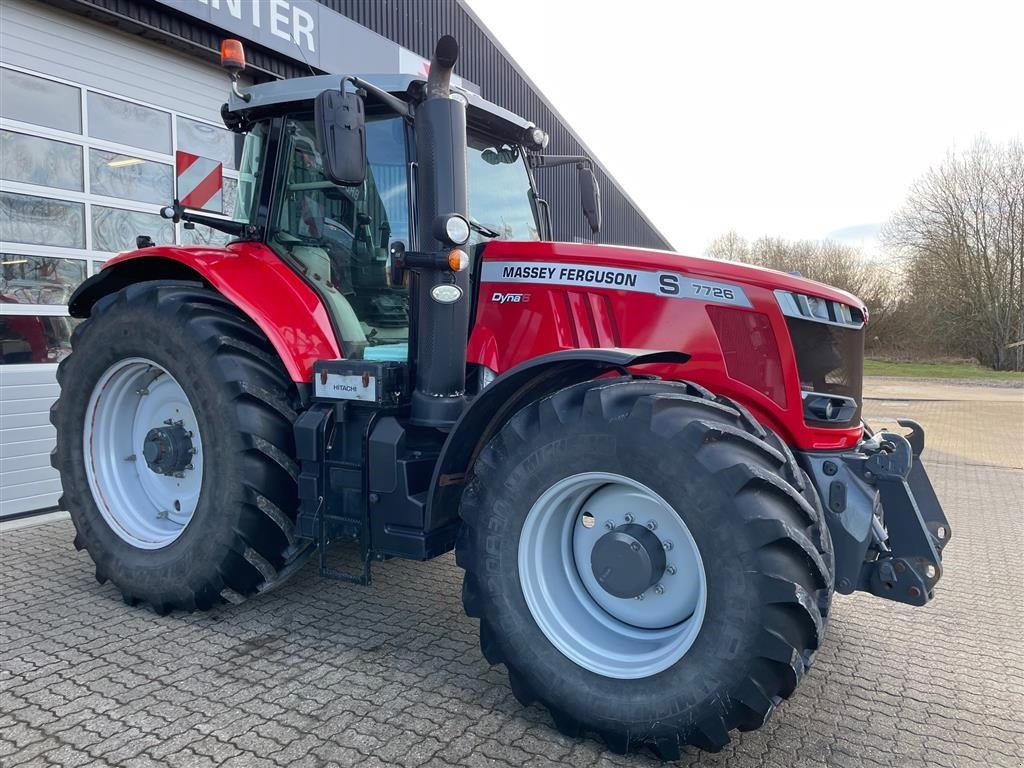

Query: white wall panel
[[0, 0, 232, 125], [0, 365, 60, 516]]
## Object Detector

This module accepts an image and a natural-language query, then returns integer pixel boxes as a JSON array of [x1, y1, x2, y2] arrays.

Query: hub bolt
[[666, 565, 677, 575], [654, 585, 665, 595], [634, 593, 645, 601], [604, 521, 615, 531], [663, 540, 673, 551], [624, 513, 635, 524], [646, 520, 657, 531]]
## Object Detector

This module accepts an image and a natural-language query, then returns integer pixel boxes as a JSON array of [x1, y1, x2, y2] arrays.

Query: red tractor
[[53, 37, 950, 758]]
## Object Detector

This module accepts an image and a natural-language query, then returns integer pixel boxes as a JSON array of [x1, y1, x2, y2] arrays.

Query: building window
[[0, 68, 82, 134], [87, 91, 172, 154], [92, 206, 173, 253], [0, 65, 239, 365], [0, 192, 86, 248], [177, 116, 240, 171], [0, 130, 84, 191], [89, 149, 173, 205], [1, 254, 87, 305], [0, 313, 78, 364]]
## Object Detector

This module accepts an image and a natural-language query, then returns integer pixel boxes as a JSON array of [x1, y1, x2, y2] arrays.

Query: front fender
[[424, 348, 689, 532], [68, 244, 340, 382]]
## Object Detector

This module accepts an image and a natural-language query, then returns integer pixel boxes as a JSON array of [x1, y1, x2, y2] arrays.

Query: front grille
[[707, 306, 787, 408], [785, 316, 864, 427]]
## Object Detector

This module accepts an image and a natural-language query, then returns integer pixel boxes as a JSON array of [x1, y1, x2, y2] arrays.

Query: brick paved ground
[[2, 382, 1022, 767]]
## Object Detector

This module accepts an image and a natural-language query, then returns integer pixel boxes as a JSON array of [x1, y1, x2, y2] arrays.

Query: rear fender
[[68, 245, 340, 382], [424, 348, 689, 532]]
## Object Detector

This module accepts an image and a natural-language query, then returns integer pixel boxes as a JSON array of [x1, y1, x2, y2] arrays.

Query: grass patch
[[864, 358, 1024, 381]]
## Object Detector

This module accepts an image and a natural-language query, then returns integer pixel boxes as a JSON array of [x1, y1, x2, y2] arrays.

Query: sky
[[466, 0, 1024, 256]]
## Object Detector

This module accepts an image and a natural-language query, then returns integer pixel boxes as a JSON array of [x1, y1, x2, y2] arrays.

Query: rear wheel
[[51, 281, 310, 613], [457, 378, 833, 757]]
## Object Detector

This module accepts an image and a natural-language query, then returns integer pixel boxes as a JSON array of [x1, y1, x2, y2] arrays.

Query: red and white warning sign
[[175, 151, 223, 213]]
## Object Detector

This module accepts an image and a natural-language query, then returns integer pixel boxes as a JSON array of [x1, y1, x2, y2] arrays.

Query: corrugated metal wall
[[58, 0, 670, 249]]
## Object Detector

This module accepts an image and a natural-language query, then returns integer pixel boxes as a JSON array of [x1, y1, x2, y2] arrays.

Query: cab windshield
[[466, 135, 539, 245], [234, 114, 539, 361]]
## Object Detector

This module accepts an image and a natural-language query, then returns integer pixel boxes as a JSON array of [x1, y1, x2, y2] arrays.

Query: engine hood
[[482, 240, 866, 314]]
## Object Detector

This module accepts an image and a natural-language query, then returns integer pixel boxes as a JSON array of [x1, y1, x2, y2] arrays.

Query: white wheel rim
[[83, 357, 204, 549], [518, 472, 707, 679]]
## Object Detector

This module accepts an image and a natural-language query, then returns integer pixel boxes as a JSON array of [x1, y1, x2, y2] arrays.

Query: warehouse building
[[0, 0, 670, 517]]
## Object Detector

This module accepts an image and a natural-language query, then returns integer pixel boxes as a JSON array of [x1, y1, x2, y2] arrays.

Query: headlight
[[774, 290, 865, 328], [436, 214, 470, 245], [522, 125, 549, 151]]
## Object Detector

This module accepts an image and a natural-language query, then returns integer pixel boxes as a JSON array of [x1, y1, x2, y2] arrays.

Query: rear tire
[[457, 378, 833, 757], [51, 281, 310, 613]]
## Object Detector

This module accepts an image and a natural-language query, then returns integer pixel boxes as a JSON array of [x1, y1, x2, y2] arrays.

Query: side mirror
[[579, 166, 602, 234], [314, 89, 367, 187]]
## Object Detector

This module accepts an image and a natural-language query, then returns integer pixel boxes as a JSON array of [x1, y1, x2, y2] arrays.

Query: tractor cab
[[227, 81, 542, 363], [167, 43, 595, 369]]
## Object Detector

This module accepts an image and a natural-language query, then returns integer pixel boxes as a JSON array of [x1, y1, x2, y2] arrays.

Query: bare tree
[[885, 138, 1024, 370]]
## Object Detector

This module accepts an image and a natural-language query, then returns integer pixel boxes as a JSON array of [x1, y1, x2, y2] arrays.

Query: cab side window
[[268, 115, 410, 361]]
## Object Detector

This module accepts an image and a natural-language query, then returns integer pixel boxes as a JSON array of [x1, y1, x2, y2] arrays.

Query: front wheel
[[457, 378, 833, 758], [51, 281, 309, 613]]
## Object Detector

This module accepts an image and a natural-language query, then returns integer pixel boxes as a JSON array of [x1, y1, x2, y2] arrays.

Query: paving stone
[[1, 391, 1022, 767]]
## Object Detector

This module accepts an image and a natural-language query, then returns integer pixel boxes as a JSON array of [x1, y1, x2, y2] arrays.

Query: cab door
[[266, 114, 412, 361]]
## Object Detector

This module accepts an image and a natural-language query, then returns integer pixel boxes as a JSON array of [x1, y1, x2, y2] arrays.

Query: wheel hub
[[590, 523, 667, 598], [142, 423, 195, 476], [519, 472, 708, 679], [83, 358, 204, 549]]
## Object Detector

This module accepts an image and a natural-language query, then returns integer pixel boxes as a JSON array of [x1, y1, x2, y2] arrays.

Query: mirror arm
[[230, 72, 251, 103], [528, 154, 593, 171], [160, 201, 248, 237], [346, 76, 411, 118]]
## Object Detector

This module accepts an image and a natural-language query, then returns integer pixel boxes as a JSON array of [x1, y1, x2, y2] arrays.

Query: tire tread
[[456, 377, 834, 757], [50, 280, 310, 614]]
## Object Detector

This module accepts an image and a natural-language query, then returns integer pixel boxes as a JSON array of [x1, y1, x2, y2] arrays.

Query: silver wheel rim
[[518, 472, 707, 679], [83, 357, 204, 549]]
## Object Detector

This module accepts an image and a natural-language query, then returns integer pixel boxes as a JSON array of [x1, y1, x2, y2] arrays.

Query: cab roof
[[227, 74, 534, 140]]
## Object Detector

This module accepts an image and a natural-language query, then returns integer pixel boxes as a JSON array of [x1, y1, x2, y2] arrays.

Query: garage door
[[1, 0, 245, 516]]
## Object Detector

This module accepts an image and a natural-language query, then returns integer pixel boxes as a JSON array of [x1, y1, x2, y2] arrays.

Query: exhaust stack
[[410, 36, 471, 428]]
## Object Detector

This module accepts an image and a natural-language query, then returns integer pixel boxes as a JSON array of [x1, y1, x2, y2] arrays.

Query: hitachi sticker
[[480, 261, 751, 308]]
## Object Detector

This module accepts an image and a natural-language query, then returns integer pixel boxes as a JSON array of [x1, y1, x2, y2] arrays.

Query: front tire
[[457, 378, 833, 758], [51, 281, 309, 613]]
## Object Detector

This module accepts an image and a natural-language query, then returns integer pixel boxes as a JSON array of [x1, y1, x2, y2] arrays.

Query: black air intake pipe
[[410, 36, 470, 428]]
